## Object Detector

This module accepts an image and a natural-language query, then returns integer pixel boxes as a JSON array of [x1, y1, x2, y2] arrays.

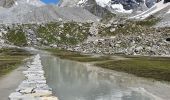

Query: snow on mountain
[[95, 0, 133, 13], [59, 0, 157, 14], [130, 0, 170, 19], [77, 0, 88, 5], [95, 0, 110, 7], [111, 4, 133, 13], [14, 0, 45, 7]]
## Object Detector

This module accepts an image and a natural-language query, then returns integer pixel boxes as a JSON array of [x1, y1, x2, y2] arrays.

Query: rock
[[40, 96, 59, 100], [30, 90, 52, 97], [135, 46, 143, 53], [59, 24, 64, 28], [66, 34, 70, 38], [9, 92, 23, 100], [110, 28, 115, 32], [19, 87, 34, 94], [9, 54, 59, 100]]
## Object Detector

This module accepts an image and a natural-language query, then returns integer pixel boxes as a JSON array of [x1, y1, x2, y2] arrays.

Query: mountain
[[130, 0, 170, 27], [58, 0, 113, 18], [14, 0, 45, 7], [0, 0, 45, 8], [0, 0, 100, 24], [58, 0, 157, 14]]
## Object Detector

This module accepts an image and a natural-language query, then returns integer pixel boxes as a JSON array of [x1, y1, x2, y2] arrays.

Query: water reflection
[[41, 54, 170, 100]]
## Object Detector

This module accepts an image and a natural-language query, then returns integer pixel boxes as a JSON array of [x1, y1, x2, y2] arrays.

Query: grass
[[3, 22, 90, 46], [98, 17, 161, 36], [0, 59, 20, 77], [46, 48, 170, 82], [6, 29, 27, 46], [95, 57, 170, 82], [45, 48, 111, 62], [36, 22, 90, 45], [0, 48, 31, 77]]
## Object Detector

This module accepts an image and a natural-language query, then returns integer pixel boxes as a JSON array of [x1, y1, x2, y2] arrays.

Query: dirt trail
[[0, 66, 26, 100]]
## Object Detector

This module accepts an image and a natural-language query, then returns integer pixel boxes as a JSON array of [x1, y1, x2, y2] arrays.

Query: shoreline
[[0, 65, 26, 100], [45, 48, 170, 82]]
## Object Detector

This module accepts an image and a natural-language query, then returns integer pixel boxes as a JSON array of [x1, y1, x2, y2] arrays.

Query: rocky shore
[[9, 54, 58, 100]]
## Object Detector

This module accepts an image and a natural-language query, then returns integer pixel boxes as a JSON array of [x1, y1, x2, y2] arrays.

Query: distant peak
[[14, 0, 45, 7]]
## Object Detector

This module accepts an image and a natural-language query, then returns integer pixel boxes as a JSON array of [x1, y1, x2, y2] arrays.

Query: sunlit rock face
[[0, 0, 45, 8], [58, 0, 80, 7], [58, 0, 113, 18]]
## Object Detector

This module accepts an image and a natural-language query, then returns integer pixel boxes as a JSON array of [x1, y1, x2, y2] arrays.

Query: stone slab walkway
[[9, 54, 59, 100]]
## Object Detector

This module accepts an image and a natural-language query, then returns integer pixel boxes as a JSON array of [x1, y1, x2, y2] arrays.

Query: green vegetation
[[6, 29, 27, 46], [98, 17, 161, 36], [3, 21, 91, 46], [135, 18, 160, 26], [46, 48, 170, 82], [0, 48, 31, 77], [95, 57, 170, 81], [36, 22, 91, 45]]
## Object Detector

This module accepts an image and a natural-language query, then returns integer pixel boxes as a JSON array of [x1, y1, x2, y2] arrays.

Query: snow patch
[[95, 0, 110, 7], [15, 1, 18, 6], [111, 4, 133, 13], [77, 0, 88, 5]]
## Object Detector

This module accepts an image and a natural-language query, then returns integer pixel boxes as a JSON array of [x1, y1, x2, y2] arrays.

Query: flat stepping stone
[[39, 96, 59, 100], [18, 87, 34, 94], [9, 54, 59, 100]]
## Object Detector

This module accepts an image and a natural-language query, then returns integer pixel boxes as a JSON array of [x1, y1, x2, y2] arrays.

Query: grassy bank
[[46, 48, 170, 82], [0, 48, 31, 77], [45, 48, 111, 62], [95, 57, 170, 81]]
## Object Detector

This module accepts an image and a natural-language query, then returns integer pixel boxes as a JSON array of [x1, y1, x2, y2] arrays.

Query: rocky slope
[[0, 5, 99, 24], [1, 17, 169, 56], [59, 0, 114, 18], [0, 0, 100, 24], [0, 0, 45, 8]]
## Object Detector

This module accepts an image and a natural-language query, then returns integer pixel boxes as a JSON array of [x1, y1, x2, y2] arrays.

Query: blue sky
[[41, 0, 60, 4]]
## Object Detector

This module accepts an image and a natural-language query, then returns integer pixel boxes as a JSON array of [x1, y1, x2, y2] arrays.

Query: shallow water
[[40, 53, 170, 100]]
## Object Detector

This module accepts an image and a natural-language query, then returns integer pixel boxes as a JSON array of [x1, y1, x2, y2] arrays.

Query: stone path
[[9, 54, 59, 100]]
